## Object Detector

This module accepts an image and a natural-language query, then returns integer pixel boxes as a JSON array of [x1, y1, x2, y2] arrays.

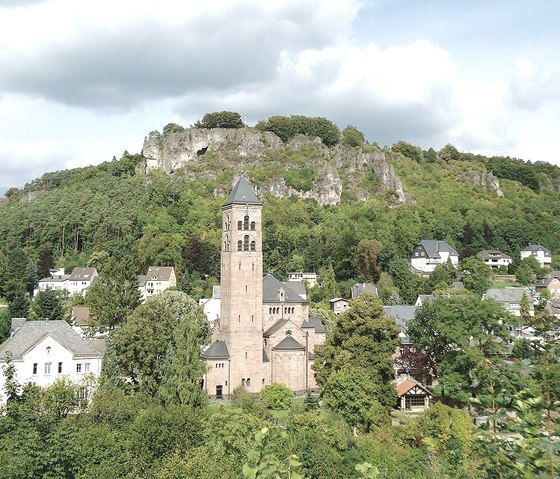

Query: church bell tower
[[216, 175, 264, 390]]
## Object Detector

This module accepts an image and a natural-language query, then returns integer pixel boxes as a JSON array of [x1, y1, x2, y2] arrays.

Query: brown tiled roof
[[72, 306, 90, 327], [146, 266, 174, 281], [69, 267, 97, 281], [396, 378, 433, 397]]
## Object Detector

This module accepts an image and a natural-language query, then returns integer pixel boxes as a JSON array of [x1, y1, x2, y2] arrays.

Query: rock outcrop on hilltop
[[142, 127, 410, 205]]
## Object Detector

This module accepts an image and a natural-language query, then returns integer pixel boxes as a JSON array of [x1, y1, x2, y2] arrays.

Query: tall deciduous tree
[[408, 296, 514, 406], [108, 291, 209, 406], [461, 257, 492, 296], [314, 293, 400, 422], [87, 257, 140, 330], [354, 239, 383, 282]]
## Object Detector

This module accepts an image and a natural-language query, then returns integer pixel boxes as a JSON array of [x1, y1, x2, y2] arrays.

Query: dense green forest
[[1, 116, 560, 477]]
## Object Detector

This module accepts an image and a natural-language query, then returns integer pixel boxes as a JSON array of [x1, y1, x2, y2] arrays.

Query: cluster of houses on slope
[[410, 240, 552, 274], [36, 265, 177, 301], [0, 265, 178, 405]]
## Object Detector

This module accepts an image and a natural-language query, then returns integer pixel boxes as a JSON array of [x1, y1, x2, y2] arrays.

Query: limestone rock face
[[142, 127, 409, 205], [457, 169, 504, 196], [143, 128, 283, 173]]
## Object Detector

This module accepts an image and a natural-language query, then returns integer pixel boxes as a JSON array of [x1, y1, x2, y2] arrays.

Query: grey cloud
[[175, 70, 457, 149], [0, 3, 349, 109]]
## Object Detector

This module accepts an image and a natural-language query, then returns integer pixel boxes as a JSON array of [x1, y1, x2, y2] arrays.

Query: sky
[[1, 0, 559, 194]]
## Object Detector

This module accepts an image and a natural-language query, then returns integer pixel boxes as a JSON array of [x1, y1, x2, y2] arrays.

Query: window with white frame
[[44, 362, 51, 375]]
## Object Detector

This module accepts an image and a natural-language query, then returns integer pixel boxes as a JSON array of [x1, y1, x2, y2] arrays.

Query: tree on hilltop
[[195, 111, 244, 129]]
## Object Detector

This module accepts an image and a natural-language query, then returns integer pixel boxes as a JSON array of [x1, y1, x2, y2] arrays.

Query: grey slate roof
[[286, 280, 306, 298], [351, 282, 378, 299], [301, 316, 326, 333], [262, 274, 306, 304], [223, 175, 261, 206], [0, 320, 102, 361], [201, 340, 230, 359], [263, 319, 290, 337], [522, 244, 551, 254], [477, 249, 512, 260], [485, 287, 531, 304], [417, 240, 458, 259], [273, 335, 305, 350], [384, 306, 417, 344]]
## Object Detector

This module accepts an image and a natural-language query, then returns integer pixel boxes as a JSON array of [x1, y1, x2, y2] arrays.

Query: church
[[201, 175, 326, 398]]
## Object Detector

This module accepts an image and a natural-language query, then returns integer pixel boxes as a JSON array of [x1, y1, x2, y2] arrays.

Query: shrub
[[259, 383, 294, 410]]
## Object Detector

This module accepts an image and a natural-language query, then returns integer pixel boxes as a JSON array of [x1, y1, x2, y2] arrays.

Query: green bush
[[259, 383, 294, 410]]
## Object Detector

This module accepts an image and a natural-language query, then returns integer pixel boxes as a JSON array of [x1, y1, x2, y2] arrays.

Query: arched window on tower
[[246, 378, 251, 387], [250, 241, 256, 251], [238, 220, 242, 230], [238, 240, 242, 251], [243, 235, 249, 251], [250, 221, 255, 230], [241, 378, 246, 387], [243, 215, 249, 230]]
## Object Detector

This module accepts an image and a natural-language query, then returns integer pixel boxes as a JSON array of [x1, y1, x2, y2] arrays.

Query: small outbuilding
[[396, 378, 434, 412]]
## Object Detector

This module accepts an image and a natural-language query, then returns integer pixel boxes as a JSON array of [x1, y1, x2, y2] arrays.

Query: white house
[[287, 272, 317, 287], [67, 267, 99, 296], [483, 287, 534, 317], [35, 268, 69, 295], [138, 266, 177, 301], [476, 249, 512, 269], [410, 240, 459, 274], [0, 319, 105, 405], [199, 285, 221, 328], [520, 244, 552, 268]]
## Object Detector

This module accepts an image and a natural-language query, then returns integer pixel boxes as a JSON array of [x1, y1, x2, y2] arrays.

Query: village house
[[0, 319, 105, 405], [329, 297, 350, 316], [200, 176, 326, 399], [520, 244, 552, 268], [476, 249, 512, 269], [396, 378, 434, 412], [35, 267, 98, 297], [484, 287, 534, 317], [138, 266, 177, 301], [536, 271, 560, 299], [67, 267, 99, 296], [351, 282, 378, 299], [35, 268, 69, 295], [287, 272, 317, 287], [410, 240, 459, 274]]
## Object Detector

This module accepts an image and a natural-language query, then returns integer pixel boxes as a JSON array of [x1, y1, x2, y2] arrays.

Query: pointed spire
[[223, 174, 261, 206]]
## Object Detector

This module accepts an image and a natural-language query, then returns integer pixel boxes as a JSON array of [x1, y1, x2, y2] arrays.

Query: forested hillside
[[1, 119, 559, 304]]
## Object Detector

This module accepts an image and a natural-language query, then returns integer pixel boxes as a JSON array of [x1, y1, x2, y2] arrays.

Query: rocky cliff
[[142, 127, 410, 205]]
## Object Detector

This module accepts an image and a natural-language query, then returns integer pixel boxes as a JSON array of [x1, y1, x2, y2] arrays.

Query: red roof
[[396, 378, 433, 397]]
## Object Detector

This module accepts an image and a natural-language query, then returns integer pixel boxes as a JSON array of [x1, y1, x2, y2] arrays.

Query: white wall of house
[[411, 253, 458, 273], [521, 249, 552, 268], [0, 336, 102, 405]]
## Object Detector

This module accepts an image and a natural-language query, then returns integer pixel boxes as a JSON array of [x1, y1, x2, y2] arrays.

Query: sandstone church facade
[[201, 176, 326, 398]]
